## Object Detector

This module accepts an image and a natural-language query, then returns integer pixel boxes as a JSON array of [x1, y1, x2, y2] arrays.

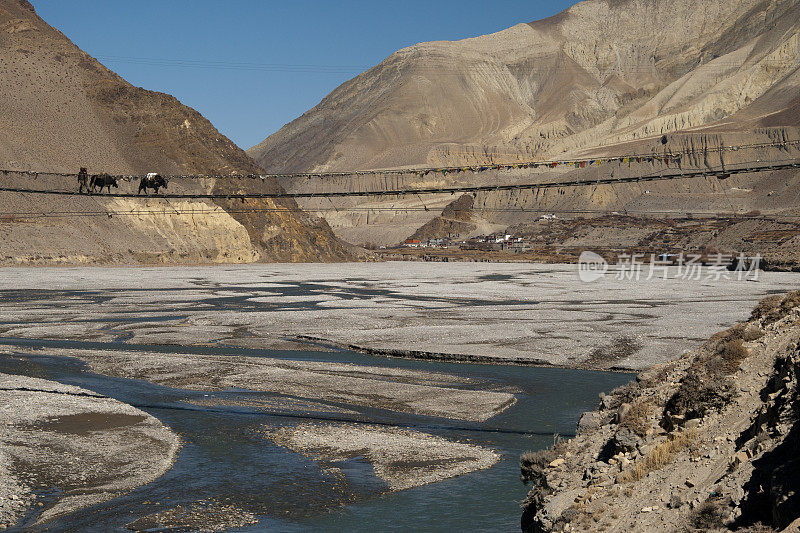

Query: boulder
[[731, 450, 750, 468], [612, 427, 642, 454], [616, 403, 632, 424], [578, 411, 602, 433]]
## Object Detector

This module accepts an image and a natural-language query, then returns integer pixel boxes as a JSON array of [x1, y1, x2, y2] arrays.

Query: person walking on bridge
[[77, 167, 89, 194]]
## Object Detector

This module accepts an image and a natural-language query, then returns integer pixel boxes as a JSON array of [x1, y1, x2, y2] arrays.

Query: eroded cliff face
[[275, 128, 800, 253], [0, 172, 356, 266], [0, 0, 355, 264]]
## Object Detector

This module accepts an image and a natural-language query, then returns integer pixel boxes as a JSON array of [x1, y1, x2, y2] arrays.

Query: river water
[[1, 343, 630, 532], [2, 263, 795, 531]]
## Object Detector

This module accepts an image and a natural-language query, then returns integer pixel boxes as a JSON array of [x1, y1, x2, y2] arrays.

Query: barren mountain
[[249, 0, 800, 256], [251, 0, 800, 172], [0, 0, 354, 264]]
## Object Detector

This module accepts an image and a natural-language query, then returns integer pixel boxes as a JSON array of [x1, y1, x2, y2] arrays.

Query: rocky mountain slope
[[520, 291, 800, 532], [249, 0, 800, 253], [0, 0, 355, 264]]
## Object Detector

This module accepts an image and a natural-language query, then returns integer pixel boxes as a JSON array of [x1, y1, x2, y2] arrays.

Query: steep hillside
[[520, 291, 800, 532], [0, 0, 355, 264], [250, 0, 800, 252]]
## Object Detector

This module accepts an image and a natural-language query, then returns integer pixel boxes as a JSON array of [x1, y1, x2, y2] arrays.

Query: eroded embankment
[[0, 172, 357, 266], [521, 291, 800, 532], [278, 128, 800, 250], [0, 373, 180, 529], [296, 335, 556, 368]]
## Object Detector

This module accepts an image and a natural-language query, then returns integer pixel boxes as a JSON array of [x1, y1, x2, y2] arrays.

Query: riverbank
[[521, 291, 800, 532], [0, 373, 180, 529]]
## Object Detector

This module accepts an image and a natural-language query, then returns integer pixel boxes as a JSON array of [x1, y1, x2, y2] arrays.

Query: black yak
[[138, 173, 168, 195], [90, 174, 118, 194]]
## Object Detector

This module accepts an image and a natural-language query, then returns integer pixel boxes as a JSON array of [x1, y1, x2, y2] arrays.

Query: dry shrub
[[520, 448, 555, 485], [520, 437, 566, 486], [688, 499, 728, 530], [742, 326, 765, 342], [750, 291, 800, 325], [618, 400, 652, 438], [665, 372, 734, 424], [604, 381, 641, 410], [665, 326, 753, 427], [706, 322, 762, 347], [703, 325, 751, 372], [618, 430, 697, 483], [721, 338, 748, 366], [705, 338, 750, 375], [707, 324, 746, 348], [750, 295, 784, 323]]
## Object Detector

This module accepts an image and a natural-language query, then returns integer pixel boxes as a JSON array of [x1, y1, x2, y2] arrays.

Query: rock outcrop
[[0, 0, 356, 264], [520, 291, 800, 532]]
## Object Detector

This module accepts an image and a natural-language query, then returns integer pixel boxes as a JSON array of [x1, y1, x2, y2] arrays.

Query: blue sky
[[34, 1, 578, 150]]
